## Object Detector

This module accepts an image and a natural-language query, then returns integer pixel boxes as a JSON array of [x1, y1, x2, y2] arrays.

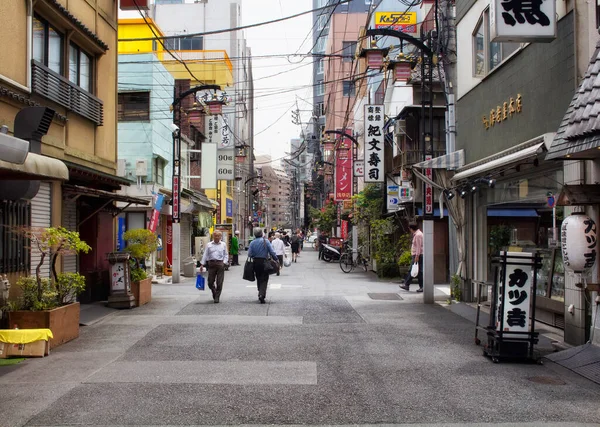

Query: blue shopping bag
[[196, 274, 205, 291]]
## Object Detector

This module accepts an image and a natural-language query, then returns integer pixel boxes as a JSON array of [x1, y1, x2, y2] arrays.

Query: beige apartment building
[[0, 0, 145, 302]]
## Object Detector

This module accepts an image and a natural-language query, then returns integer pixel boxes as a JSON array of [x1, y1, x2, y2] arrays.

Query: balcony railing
[[31, 60, 103, 125], [402, 150, 446, 166]]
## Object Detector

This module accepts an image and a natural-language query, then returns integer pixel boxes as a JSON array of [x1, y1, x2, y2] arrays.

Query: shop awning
[[557, 184, 600, 206], [451, 134, 553, 182], [63, 184, 149, 205], [488, 208, 539, 217], [0, 152, 69, 180], [412, 150, 465, 170]]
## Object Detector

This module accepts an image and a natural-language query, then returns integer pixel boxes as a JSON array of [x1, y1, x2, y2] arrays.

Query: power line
[[118, 0, 352, 42]]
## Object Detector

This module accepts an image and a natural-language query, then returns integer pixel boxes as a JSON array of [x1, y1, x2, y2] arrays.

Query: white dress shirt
[[271, 238, 286, 256], [201, 241, 229, 265]]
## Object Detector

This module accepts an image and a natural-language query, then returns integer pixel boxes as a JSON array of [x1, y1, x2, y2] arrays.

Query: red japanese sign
[[335, 137, 353, 201], [172, 176, 180, 222], [425, 155, 433, 216], [341, 220, 348, 240]]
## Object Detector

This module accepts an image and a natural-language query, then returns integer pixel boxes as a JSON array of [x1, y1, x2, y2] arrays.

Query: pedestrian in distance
[[317, 231, 328, 260], [200, 230, 229, 303], [247, 228, 278, 303], [400, 223, 424, 293], [271, 232, 286, 275], [290, 230, 301, 262], [230, 230, 240, 266]]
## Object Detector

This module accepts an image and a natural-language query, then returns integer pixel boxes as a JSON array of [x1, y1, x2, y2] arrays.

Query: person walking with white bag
[[399, 223, 423, 293], [271, 232, 286, 276]]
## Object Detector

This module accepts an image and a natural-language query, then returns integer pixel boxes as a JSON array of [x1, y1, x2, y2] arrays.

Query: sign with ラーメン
[[490, 0, 556, 42], [364, 105, 384, 183]]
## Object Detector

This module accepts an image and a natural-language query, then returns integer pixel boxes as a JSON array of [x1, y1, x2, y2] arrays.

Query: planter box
[[8, 303, 80, 350], [131, 277, 152, 306]]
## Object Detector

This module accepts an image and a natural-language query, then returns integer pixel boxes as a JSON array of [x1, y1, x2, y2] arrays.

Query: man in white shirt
[[200, 231, 229, 303], [271, 232, 286, 276]]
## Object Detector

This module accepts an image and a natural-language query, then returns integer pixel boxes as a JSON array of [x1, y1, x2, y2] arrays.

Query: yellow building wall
[[0, 1, 28, 87], [0, 0, 118, 175], [118, 19, 163, 54]]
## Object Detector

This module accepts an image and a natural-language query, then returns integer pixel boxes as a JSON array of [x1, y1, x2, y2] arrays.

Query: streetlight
[[363, 26, 436, 304], [170, 84, 224, 283]]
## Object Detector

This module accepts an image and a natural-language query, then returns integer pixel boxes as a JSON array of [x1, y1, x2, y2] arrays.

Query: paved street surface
[[1, 248, 600, 427]]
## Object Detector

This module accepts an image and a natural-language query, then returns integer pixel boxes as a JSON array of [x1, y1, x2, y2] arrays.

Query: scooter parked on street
[[321, 243, 341, 262]]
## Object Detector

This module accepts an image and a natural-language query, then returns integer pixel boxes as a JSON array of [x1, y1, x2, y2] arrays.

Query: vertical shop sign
[[425, 155, 433, 216], [335, 136, 353, 201], [497, 251, 533, 333], [364, 104, 384, 182], [148, 193, 164, 233]]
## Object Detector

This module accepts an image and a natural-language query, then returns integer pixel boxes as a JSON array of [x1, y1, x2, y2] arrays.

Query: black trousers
[[404, 255, 423, 289], [253, 258, 270, 298], [207, 260, 225, 298], [232, 254, 239, 265]]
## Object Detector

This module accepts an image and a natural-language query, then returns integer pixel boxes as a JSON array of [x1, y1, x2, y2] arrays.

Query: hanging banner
[[341, 220, 348, 240], [217, 149, 235, 180], [166, 217, 173, 267], [201, 143, 217, 189], [220, 114, 233, 149], [205, 115, 222, 146], [148, 193, 164, 233], [335, 138, 353, 201], [496, 251, 533, 334], [364, 104, 384, 182], [226, 198, 233, 217], [116, 217, 126, 251]]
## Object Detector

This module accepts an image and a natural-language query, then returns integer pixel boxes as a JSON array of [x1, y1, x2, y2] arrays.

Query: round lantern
[[561, 212, 597, 273]]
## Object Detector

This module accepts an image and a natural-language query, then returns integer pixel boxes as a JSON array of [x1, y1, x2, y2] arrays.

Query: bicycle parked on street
[[339, 245, 368, 273]]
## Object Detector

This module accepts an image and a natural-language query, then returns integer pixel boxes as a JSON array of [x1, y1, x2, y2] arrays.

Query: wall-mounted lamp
[[443, 189, 454, 200]]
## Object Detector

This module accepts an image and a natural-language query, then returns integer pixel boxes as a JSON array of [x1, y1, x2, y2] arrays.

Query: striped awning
[[412, 150, 465, 170]]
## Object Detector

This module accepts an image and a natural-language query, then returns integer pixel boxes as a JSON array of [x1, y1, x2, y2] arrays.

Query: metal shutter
[[62, 196, 78, 273], [180, 215, 191, 270], [30, 182, 51, 278]]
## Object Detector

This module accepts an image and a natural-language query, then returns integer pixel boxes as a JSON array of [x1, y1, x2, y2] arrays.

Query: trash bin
[[183, 257, 196, 277]]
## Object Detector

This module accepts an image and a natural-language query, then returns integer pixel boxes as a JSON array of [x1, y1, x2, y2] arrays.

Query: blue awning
[[487, 208, 539, 217]]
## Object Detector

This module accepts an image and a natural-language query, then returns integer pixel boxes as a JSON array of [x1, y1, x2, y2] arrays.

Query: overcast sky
[[242, 0, 313, 165]]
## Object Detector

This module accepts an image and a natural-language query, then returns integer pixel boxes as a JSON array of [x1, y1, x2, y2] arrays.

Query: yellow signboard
[[374, 11, 417, 33]]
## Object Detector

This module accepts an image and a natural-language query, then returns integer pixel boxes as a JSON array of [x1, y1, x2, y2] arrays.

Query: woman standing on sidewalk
[[247, 228, 278, 303]]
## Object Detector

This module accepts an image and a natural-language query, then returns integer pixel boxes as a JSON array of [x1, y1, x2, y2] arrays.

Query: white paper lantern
[[561, 213, 597, 273]]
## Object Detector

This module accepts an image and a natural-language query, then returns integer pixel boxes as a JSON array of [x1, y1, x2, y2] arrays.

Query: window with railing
[[0, 200, 31, 274], [32, 15, 103, 125]]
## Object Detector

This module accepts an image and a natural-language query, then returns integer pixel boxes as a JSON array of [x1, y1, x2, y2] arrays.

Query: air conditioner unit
[[117, 159, 127, 177], [135, 159, 148, 177]]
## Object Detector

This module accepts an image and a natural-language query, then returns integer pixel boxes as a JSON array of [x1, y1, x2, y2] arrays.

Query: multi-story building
[[0, 0, 147, 303], [454, 0, 600, 345]]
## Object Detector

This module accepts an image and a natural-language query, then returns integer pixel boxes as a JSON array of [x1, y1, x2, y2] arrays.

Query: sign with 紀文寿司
[[364, 104, 384, 183]]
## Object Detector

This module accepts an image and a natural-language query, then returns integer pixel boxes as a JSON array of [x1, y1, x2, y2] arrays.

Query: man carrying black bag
[[247, 228, 278, 304]]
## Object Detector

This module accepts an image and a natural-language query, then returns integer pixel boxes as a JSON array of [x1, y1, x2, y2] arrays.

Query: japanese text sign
[[220, 114, 233, 149], [497, 251, 533, 333], [172, 175, 180, 222], [364, 105, 385, 183], [425, 155, 433, 216], [490, 0, 556, 42], [217, 150, 235, 180], [374, 11, 417, 33], [110, 261, 130, 294], [205, 115, 222, 146], [335, 136, 353, 201]]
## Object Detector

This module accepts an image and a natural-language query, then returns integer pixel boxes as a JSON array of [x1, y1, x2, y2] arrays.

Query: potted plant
[[397, 250, 412, 278], [6, 227, 90, 349], [122, 229, 158, 306]]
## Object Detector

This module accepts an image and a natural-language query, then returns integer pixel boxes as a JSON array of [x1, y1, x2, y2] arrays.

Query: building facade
[[0, 0, 148, 304]]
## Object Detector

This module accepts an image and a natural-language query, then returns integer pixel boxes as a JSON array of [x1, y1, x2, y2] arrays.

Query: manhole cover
[[368, 293, 402, 300], [526, 376, 567, 385]]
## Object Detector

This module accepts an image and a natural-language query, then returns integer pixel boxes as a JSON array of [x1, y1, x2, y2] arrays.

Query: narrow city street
[[0, 248, 598, 427]]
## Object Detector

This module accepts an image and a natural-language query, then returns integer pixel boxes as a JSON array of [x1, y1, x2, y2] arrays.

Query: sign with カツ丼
[[496, 251, 533, 334], [364, 104, 385, 183], [490, 0, 556, 42], [217, 149, 234, 180]]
